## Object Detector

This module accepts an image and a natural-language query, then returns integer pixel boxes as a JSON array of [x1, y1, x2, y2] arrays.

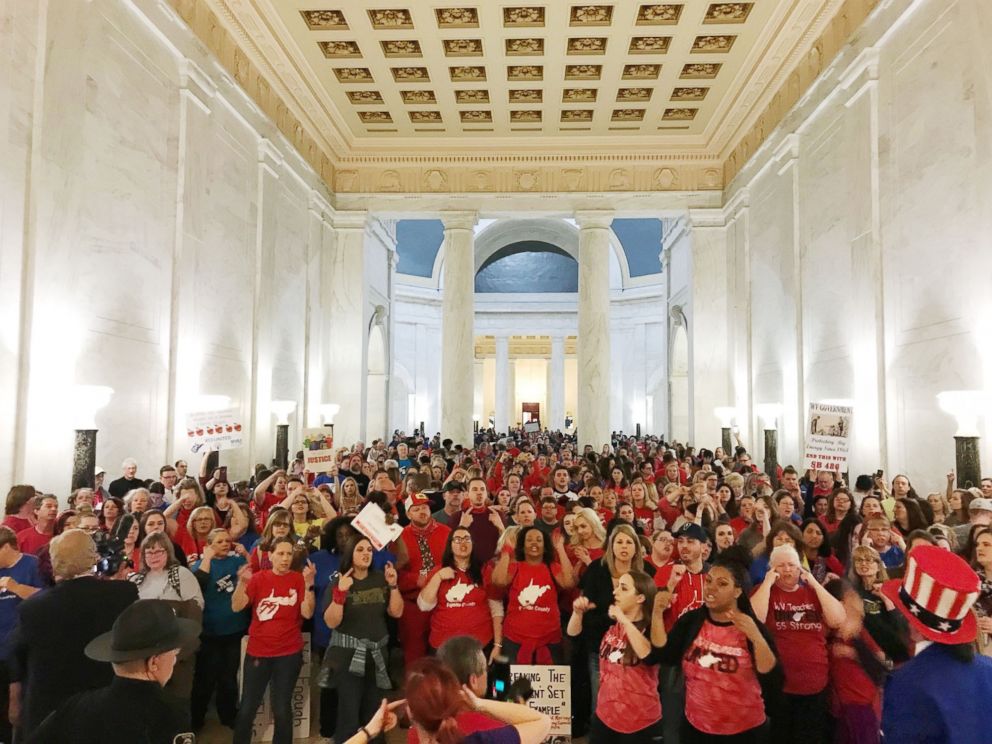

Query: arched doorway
[[366, 314, 387, 441], [670, 323, 690, 442]]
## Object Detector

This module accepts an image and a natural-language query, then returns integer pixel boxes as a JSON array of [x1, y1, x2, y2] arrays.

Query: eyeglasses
[[144, 549, 167, 556], [451, 536, 473, 543]]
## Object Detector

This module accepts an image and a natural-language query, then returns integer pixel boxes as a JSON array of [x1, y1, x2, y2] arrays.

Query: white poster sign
[[509, 664, 571, 742], [185, 407, 244, 453], [352, 501, 403, 552], [240, 634, 312, 741], [302, 428, 335, 473], [803, 402, 853, 472]]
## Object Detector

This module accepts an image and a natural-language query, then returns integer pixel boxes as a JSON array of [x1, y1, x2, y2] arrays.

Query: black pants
[[315, 646, 338, 737], [191, 632, 243, 729], [0, 660, 10, 744], [335, 669, 387, 744], [770, 690, 827, 744], [590, 714, 663, 743], [233, 651, 303, 744]]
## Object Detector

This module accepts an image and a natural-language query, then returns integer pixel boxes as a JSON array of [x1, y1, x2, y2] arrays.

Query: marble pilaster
[[494, 335, 510, 434], [575, 211, 613, 450], [440, 211, 478, 446], [325, 211, 368, 447], [549, 336, 565, 431]]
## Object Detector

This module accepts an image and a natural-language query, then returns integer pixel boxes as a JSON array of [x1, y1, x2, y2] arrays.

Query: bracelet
[[387, 584, 398, 590], [360, 725, 373, 741], [332, 588, 349, 605], [493, 642, 502, 648]]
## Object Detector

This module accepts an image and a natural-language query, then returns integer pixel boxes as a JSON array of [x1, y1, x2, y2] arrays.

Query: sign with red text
[[509, 664, 571, 741], [302, 428, 335, 473], [352, 501, 403, 551], [185, 407, 243, 453], [803, 402, 853, 472]]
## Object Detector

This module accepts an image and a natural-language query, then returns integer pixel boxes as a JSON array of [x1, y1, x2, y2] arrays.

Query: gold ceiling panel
[[247, 0, 841, 157], [475, 336, 580, 358]]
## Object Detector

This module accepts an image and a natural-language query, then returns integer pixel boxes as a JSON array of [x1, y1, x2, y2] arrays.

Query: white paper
[[351, 502, 403, 551]]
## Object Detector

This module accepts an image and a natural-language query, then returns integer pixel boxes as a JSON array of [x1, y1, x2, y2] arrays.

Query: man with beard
[[457, 478, 503, 565], [653, 522, 711, 744], [550, 466, 578, 505], [346, 453, 370, 496], [395, 492, 450, 664]]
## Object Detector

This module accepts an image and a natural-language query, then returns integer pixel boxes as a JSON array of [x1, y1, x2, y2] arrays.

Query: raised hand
[[437, 566, 456, 581], [763, 569, 780, 586], [200, 544, 216, 562], [667, 564, 687, 592], [302, 560, 316, 587], [727, 608, 760, 640], [653, 590, 673, 613], [384, 561, 398, 587], [572, 596, 596, 614], [337, 567, 355, 592], [607, 604, 622, 622], [237, 564, 253, 585], [574, 546, 591, 566], [459, 510, 474, 529]]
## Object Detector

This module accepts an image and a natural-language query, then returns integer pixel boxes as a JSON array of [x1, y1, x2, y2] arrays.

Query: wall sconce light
[[714, 406, 736, 454], [271, 400, 297, 470], [320, 403, 341, 426], [70, 385, 114, 490], [938, 390, 989, 487]]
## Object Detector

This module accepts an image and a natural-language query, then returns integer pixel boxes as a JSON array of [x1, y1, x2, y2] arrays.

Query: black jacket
[[578, 558, 655, 650], [10, 576, 138, 737], [30, 676, 194, 744]]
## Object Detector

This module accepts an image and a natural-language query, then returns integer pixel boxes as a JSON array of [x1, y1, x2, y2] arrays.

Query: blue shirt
[[191, 553, 249, 637], [0, 553, 41, 659], [883, 642, 992, 743], [879, 545, 905, 570]]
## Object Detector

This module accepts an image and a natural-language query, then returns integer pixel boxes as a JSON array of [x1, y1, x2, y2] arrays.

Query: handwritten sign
[[302, 428, 335, 473], [352, 502, 403, 551], [509, 664, 571, 741], [185, 407, 243, 453], [803, 402, 853, 472]]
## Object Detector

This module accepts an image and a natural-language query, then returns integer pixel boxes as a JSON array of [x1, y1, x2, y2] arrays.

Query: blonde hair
[[604, 524, 646, 577], [187, 506, 216, 540], [849, 545, 888, 584], [569, 508, 607, 547], [50, 529, 98, 579], [496, 525, 520, 554]]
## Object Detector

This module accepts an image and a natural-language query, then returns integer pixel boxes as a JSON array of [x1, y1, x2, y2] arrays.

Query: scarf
[[410, 520, 439, 573]]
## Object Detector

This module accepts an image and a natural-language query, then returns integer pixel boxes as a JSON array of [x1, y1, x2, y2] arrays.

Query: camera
[[488, 659, 534, 704], [92, 514, 135, 576]]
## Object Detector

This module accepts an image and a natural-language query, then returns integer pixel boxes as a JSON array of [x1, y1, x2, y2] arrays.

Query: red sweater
[[397, 521, 451, 601]]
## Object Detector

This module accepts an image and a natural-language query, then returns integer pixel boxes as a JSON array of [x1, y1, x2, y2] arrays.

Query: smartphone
[[875, 469, 883, 479], [218, 466, 228, 482]]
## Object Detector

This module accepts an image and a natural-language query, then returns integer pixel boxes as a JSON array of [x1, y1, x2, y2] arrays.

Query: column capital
[[440, 211, 478, 231], [687, 209, 727, 229], [179, 59, 216, 113], [332, 210, 368, 231], [574, 210, 615, 230]]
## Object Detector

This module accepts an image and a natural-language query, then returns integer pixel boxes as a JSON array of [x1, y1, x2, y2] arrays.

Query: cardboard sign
[[185, 407, 243, 453], [352, 501, 403, 551], [240, 634, 312, 741], [509, 664, 571, 741], [803, 402, 853, 472], [302, 428, 335, 473]]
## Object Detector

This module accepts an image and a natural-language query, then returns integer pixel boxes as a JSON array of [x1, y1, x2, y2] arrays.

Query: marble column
[[495, 335, 510, 434], [440, 211, 478, 446], [325, 211, 368, 447], [575, 210, 613, 450], [549, 336, 566, 432]]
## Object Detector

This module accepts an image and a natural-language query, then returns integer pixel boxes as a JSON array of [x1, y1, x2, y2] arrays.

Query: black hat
[[85, 600, 200, 663], [442, 481, 466, 492], [675, 523, 708, 543]]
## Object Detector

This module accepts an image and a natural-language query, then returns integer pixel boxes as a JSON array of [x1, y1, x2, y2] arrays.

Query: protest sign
[[186, 407, 243, 453], [352, 501, 403, 551], [240, 634, 311, 741], [302, 428, 335, 473], [509, 664, 571, 742], [803, 402, 853, 472]]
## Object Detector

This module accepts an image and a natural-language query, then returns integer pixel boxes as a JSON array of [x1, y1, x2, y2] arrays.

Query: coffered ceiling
[[189, 0, 859, 192]]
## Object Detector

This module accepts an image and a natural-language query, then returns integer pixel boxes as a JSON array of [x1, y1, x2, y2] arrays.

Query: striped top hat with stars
[[881, 545, 980, 644]]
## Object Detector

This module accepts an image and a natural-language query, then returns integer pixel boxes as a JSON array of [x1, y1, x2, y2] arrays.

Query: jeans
[[335, 669, 387, 744], [191, 633, 243, 729], [587, 650, 600, 713], [233, 651, 303, 744]]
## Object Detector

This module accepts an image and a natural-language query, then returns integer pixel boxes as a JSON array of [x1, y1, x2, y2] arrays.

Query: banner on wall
[[185, 407, 243, 453], [509, 665, 571, 742], [803, 402, 853, 472], [302, 428, 335, 473], [240, 634, 311, 741]]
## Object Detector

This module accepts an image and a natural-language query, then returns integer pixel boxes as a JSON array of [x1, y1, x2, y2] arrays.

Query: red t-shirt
[[682, 618, 765, 735], [3, 516, 32, 534], [655, 564, 708, 631], [596, 621, 661, 733], [254, 491, 283, 529], [657, 499, 681, 528], [632, 506, 657, 536], [503, 561, 562, 644], [16, 527, 52, 556], [177, 532, 207, 566], [763, 583, 828, 694], [245, 569, 306, 657], [425, 566, 493, 649], [828, 629, 882, 708], [729, 516, 752, 536]]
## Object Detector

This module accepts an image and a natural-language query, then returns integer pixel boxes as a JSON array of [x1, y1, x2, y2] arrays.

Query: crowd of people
[[3, 428, 992, 743]]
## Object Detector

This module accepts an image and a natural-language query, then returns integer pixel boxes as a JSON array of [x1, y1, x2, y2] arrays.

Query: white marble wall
[[712, 0, 992, 484], [0, 0, 352, 491]]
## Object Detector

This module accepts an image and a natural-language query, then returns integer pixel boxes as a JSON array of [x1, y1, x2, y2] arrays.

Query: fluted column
[[494, 335, 510, 434], [549, 336, 566, 432], [440, 211, 478, 446], [575, 210, 613, 450]]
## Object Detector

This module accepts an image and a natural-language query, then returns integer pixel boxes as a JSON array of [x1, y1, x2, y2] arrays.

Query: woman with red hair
[[405, 657, 551, 744]]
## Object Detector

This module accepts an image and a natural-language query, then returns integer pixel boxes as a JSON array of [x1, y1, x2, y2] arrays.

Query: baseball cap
[[404, 492, 432, 512], [442, 481, 466, 493], [968, 497, 992, 513], [675, 523, 708, 542]]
